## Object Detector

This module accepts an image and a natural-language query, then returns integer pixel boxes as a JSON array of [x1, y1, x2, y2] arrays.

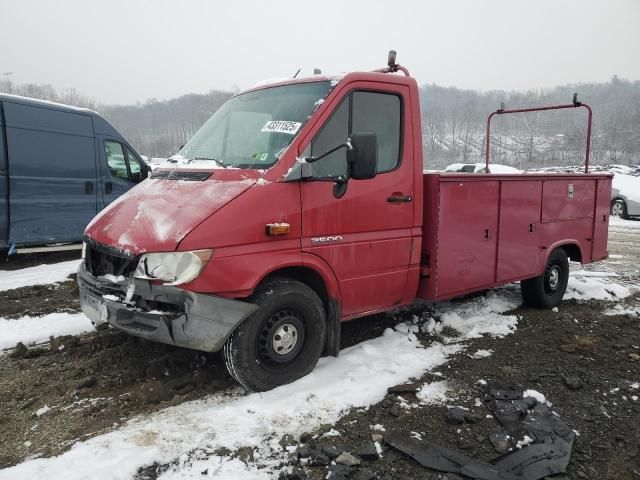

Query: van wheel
[[521, 248, 569, 309], [223, 278, 326, 392], [611, 199, 628, 219]]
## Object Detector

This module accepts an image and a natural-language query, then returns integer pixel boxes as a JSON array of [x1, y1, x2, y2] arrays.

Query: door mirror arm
[[305, 141, 352, 164]]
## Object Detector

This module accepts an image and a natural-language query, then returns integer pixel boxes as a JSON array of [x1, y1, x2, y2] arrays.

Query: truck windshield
[[177, 81, 331, 169]]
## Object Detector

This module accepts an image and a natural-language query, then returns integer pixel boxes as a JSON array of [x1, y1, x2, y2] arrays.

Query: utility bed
[[417, 172, 612, 301]]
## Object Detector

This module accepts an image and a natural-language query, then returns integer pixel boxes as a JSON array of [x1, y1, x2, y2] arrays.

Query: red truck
[[78, 53, 612, 391]]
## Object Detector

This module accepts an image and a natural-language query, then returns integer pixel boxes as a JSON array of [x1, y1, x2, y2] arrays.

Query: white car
[[611, 173, 640, 218], [444, 163, 523, 174]]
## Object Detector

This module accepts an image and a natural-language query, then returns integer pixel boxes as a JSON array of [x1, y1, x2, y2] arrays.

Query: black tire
[[611, 199, 628, 219], [223, 278, 326, 392], [521, 248, 569, 309]]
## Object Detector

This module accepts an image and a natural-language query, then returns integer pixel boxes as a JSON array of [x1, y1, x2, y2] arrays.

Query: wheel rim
[[257, 308, 305, 366], [545, 265, 561, 293], [272, 323, 298, 355], [611, 202, 624, 217]]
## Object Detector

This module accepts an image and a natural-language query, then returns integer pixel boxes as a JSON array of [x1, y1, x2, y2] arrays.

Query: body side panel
[[0, 103, 8, 247], [4, 100, 98, 245]]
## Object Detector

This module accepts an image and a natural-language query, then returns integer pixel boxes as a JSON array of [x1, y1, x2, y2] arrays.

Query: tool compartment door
[[496, 180, 542, 282], [436, 179, 499, 298], [592, 178, 611, 261]]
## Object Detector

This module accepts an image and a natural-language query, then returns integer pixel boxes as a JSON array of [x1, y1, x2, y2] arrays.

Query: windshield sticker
[[251, 152, 269, 162], [261, 120, 302, 135]]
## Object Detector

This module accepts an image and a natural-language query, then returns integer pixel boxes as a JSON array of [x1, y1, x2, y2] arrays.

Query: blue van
[[0, 94, 147, 254]]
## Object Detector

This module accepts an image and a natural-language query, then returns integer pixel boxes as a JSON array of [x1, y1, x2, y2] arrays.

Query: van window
[[309, 91, 402, 179], [104, 141, 129, 180], [126, 147, 143, 182]]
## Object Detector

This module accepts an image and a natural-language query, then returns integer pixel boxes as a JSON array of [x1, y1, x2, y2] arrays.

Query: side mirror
[[347, 132, 377, 180]]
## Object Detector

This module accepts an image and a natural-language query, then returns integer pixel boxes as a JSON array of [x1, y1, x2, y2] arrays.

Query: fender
[[301, 251, 342, 357], [540, 239, 584, 273]]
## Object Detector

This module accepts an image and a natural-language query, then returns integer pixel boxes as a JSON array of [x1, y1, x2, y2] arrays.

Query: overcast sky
[[1, 0, 639, 105]]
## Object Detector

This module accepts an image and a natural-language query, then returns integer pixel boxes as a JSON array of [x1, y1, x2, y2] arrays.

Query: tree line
[[1, 76, 639, 168]]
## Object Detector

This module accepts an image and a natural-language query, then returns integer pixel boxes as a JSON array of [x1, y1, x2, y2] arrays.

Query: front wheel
[[611, 199, 628, 219], [521, 248, 569, 309], [223, 278, 326, 392]]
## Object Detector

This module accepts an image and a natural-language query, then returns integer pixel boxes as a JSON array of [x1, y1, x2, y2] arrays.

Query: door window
[[352, 91, 401, 172], [309, 90, 402, 178], [104, 141, 145, 183], [104, 141, 129, 180], [125, 147, 144, 182], [310, 98, 349, 178]]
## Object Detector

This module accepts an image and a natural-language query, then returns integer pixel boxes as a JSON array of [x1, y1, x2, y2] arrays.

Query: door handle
[[387, 195, 412, 203], [105, 181, 113, 194], [85, 181, 94, 194]]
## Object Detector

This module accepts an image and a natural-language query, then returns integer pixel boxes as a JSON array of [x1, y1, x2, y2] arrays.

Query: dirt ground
[[1, 223, 639, 479]]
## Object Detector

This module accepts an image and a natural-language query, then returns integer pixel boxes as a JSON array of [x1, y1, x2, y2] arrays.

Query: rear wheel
[[611, 199, 628, 219], [223, 278, 326, 392], [521, 248, 569, 309]]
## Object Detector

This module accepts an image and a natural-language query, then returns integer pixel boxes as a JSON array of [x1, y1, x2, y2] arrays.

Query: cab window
[[309, 90, 402, 178]]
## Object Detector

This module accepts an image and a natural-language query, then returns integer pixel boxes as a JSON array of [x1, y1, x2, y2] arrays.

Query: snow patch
[[1, 329, 456, 479], [0, 260, 80, 292], [471, 349, 493, 359], [566, 273, 632, 301], [417, 381, 451, 405], [0, 313, 94, 350], [523, 389, 548, 405], [438, 288, 521, 339]]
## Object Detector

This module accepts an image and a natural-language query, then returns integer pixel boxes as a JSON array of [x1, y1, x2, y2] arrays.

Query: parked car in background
[[444, 162, 523, 173], [0, 93, 147, 254], [611, 173, 640, 218]]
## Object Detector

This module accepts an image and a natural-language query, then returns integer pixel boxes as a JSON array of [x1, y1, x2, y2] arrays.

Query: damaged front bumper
[[77, 263, 258, 352]]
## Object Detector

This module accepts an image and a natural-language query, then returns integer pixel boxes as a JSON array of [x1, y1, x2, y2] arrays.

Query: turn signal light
[[266, 223, 291, 235]]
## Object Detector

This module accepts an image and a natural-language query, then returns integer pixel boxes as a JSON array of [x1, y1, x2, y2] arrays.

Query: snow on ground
[[604, 305, 640, 317], [0, 284, 527, 480], [416, 381, 451, 405], [3, 268, 631, 478], [610, 217, 640, 229], [1, 218, 636, 478], [0, 259, 80, 292], [436, 287, 522, 339], [0, 328, 458, 480], [566, 271, 633, 301], [0, 313, 93, 350]]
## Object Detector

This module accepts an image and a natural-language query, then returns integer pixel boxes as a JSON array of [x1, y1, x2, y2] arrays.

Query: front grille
[[150, 170, 211, 181], [78, 273, 125, 298], [85, 242, 138, 277]]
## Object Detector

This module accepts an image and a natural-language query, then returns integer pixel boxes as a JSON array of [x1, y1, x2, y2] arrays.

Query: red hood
[[86, 170, 257, 255]]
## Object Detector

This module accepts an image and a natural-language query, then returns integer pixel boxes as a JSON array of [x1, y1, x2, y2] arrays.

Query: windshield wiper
[[188, 157, 225, 167]]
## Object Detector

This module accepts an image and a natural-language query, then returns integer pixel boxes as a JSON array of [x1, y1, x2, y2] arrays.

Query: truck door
[[300, 84, 414, 316], [99, 138, 146, 208]]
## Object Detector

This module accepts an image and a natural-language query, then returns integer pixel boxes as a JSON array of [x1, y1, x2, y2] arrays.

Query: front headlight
[[134, 250, 213, 286]]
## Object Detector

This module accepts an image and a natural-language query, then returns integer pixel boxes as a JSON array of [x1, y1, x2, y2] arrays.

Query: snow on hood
[[86, 174, 256, 255]]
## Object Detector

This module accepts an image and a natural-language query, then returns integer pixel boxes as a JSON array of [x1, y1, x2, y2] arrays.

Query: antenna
[[292, 68, 301, 79]]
